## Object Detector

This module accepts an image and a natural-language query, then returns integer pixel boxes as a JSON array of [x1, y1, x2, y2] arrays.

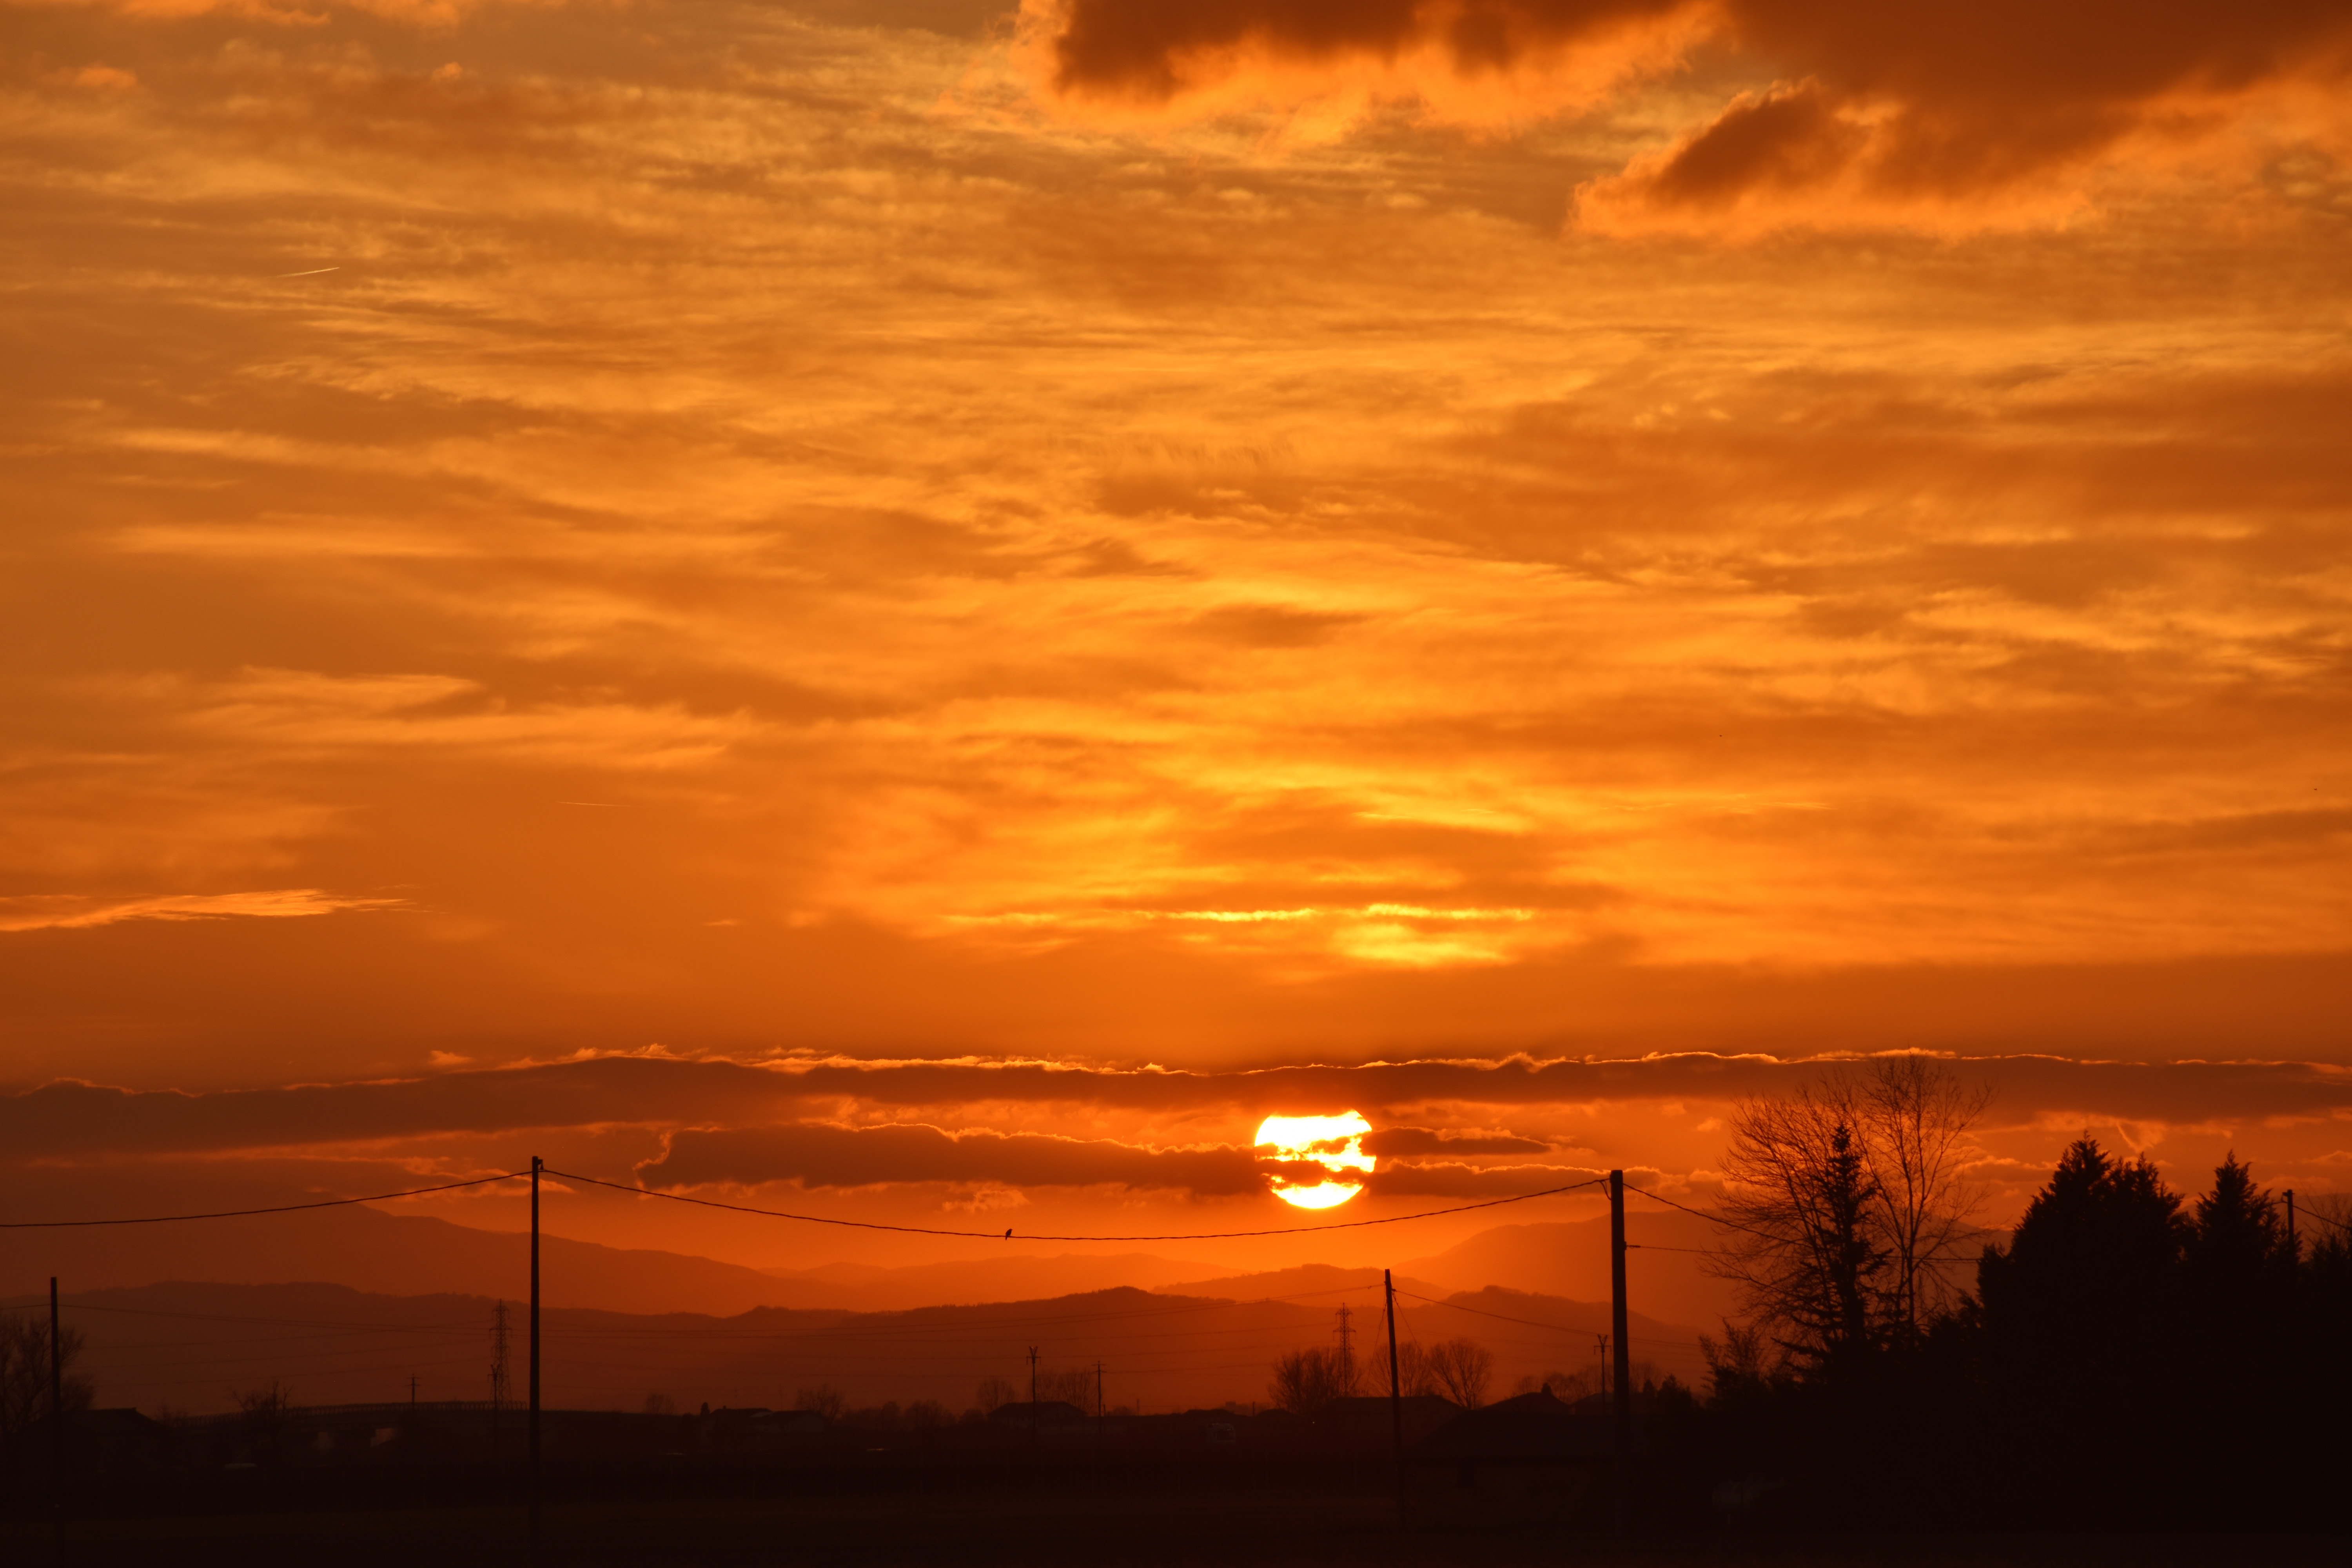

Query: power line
[[0, 1171, 525, 1228], [1392, 1288, 1663, 1343], [1622, 1182, 2007, 1252], [1619, 1181, 1781, 1243], [2296, 1205, 2351, 1235], [545, 1167, 1607, 1241]]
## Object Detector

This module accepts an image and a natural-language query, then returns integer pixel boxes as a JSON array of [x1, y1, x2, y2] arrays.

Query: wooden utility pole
[[50, 1276, 64, 1563], [1384, 1269, 1404, 1521], [530, 1155, 542, 1559], [1609, 1170, 1632, 1525]]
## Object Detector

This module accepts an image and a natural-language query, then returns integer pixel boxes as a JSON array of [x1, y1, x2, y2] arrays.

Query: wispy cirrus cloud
[[0, 888, 407, 933]]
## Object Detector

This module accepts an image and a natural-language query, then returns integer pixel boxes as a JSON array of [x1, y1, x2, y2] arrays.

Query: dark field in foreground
[[5, 1492, 2344, 1568]]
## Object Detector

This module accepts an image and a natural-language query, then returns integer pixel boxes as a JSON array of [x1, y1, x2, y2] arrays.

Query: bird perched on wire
[[1004, 1228, 1013, 1239]]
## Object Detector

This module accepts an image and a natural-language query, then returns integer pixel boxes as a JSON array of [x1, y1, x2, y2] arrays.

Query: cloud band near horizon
[[7, 1051, 2346, 1165]]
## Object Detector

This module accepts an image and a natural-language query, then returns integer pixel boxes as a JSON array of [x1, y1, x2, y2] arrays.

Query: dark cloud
[[1367, 1159, 1625, 1197], [639, 1122, 1263, 1194], [0, 1058, 811, 1160], [1633, 80, 1865, 205], [1045, 0, 1684, 100], [9, 1053, 2347, 1161], [1041, 0, 2352, 221], [1363, 1126, 1553, 1155]]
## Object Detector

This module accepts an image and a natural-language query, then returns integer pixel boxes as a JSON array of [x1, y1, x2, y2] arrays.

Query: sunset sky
[[3, 0, 2348, 1279]]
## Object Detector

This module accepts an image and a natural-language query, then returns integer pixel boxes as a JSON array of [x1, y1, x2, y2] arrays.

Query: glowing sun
[[1256, 1111, 1375, 1209]]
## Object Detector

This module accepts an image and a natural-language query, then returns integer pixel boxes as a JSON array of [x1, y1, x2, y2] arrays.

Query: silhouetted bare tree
[[1856, 1057, 1993, 1335], [0, 1312, 92, 1441], [793, 1383, 848, 1420], [1715, 1088, 1889, 1363], [1268, 1347, 1351, 1414], [1038, 1367, 1098, 1407], [1713, 1058, 1987, 1361], [1698, 1320, 1788, 1399], [1395, 1339, 1439, 1398], [1423, 1338, 1495, 1408], [234, 1378, 293, 1458]]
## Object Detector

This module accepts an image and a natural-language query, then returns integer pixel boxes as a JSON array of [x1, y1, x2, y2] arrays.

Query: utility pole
[[1594, 1334, 1610, 1400], [1384, 1269, 1403, 1521], [50, 1276, 64, 1563], [1095, 1360, 1105, 1420], [2286, 1189, 2297, 1260], [1334, 1303, 1355, 1392], [530, 1154, 542, 1562], [410, 1374, 420, 1410], [1610, 1169, 1632, 1528]]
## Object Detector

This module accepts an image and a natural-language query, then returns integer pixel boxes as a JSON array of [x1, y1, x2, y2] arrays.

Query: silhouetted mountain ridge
[[45, 1276, 1710, 1418]]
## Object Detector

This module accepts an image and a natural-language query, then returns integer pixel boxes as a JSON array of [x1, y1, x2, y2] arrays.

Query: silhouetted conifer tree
[[2185, 1152, 2294, 1299], [2174, 1154, 2301, 1514], [1976, 1138, 2185, 1524]]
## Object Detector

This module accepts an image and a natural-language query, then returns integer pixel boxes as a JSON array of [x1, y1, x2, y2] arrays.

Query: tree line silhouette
[[7, 1060, 2345, 1534], [1680, 1060, 2351, 1528], [1270, 1335, 1498, 1413]]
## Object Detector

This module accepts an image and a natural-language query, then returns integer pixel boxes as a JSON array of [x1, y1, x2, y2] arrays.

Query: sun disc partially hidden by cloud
[[1256, 1111, 1375, 1209]]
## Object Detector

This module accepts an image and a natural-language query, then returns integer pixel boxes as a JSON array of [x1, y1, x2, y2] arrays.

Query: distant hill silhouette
[[41, 1277, 1710, 1418], [2, 1205, 1234, 1317], [1399, 1211, 1743, 1332], [6, 1202, 1740, 1336], [1151, 1262, 1451, 1303], [762, 1251, 1227, 1310], [2, 1205, 802, 1316]]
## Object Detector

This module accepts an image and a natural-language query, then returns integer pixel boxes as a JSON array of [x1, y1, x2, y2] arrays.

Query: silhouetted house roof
[[987, 1400, 1093, 1433], [751, 1409, 827, 1439], [1414, 1387, 1624, 1463], [1407, 1388, 1648, 1524], [1121, 1408, 1242, 1449], [1317, 1395, 1463, 1449], [5, 1408, 170, 1472]]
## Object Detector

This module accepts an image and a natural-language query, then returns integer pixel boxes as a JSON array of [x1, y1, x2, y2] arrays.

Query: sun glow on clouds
[[0, 0, 2349, 1086], [1256, 1112, 1376, 1209]]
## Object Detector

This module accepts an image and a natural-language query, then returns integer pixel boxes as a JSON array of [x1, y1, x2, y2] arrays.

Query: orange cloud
[[0, 1, 2347, 1112], [4, 0, 508, 24]]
